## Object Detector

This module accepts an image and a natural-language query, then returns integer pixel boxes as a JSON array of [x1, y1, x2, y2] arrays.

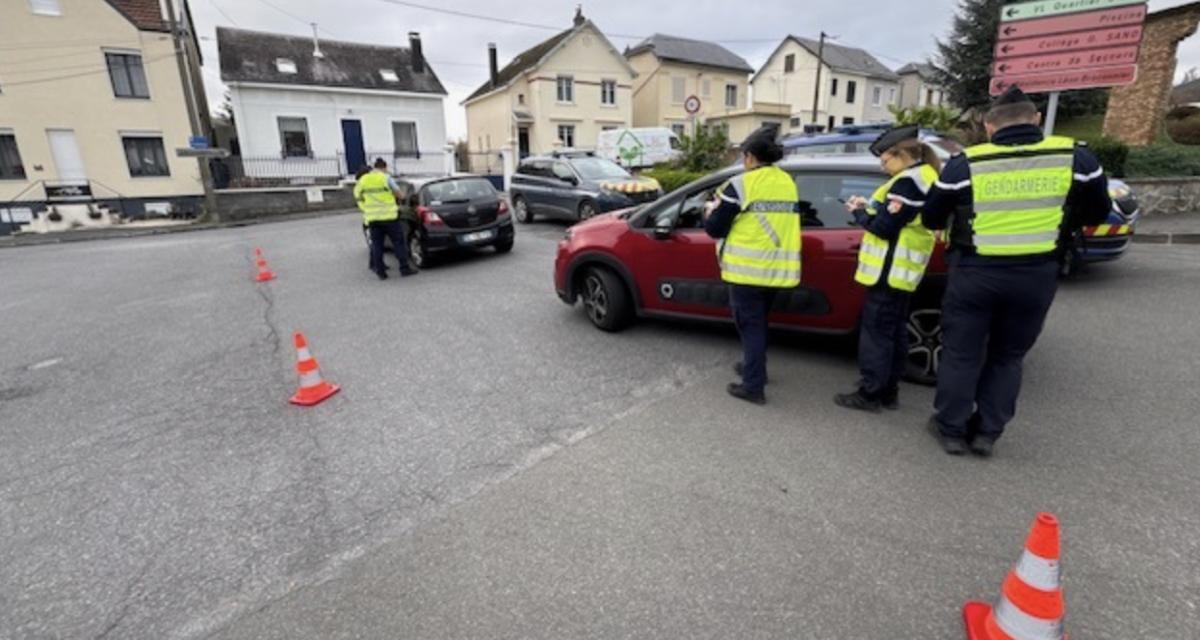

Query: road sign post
[[990, 0, 1148, 112], [1045, 92, 1060, 135]]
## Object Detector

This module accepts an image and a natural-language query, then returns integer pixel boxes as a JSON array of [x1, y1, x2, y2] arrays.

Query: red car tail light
[[498, 200, 510, 216], [418, 206, 444, 225]]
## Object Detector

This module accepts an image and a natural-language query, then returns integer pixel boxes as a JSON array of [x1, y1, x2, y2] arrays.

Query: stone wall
[[1125, 177, 1200, 216], [1103, 2, 1200, 146], [214, 186, 356, 222]]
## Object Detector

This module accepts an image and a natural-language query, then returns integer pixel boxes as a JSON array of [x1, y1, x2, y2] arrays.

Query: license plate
[[460, 230, 495, 244]]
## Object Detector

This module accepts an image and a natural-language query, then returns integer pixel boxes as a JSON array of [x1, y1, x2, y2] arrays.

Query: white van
[[596, 127, 682, 168]]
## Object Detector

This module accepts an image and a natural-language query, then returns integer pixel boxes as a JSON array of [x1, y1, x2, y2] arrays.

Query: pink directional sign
[[996, 5, 1147, 41], [993, 25, 1143, 60], [990, 64, 1138, 96], [992, 45, 1140, 76]]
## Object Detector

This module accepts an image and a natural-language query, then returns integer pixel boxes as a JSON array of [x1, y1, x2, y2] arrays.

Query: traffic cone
[[964, 512, 1066, 640], [289, 332, 340, 406], [254, 248, 276, 282]]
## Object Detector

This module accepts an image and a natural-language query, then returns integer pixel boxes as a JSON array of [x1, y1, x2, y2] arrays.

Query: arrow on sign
[[1000, 0, 1145, 23], [1006, 6, 1018, 17], [998, 63, 1011, 73], [1001, 44, 1014, 54]]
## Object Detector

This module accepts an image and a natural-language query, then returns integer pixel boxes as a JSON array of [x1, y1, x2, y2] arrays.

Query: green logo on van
[[616, 130, 644, 166]]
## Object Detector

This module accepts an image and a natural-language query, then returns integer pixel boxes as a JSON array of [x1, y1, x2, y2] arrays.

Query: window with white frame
[[556, 75, 574, 102], [724, 84, 737, 108], [888, 87, 896, 104], [393, 122, 418, 157], [846, 80, 857, 104], [122, 136, 169, 177], [784, 54, 795, 73], [106, 52, 149, 99], [702, 79, 711, 97], [600, 80, 616, 106], [671, 76, 686, 104], [0, 133, 27, 180], [277, 117, 310, 157], [557, 124, 575, 147], [28, 0, 60, 15], [872, 86, 882, 106]]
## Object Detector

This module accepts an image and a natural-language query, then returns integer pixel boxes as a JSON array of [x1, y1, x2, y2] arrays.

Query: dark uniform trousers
[[858, 286, 912, 400], [368, 219, 411, 273], [730, 285, 778, 394], [934, 259, 1059, 441]]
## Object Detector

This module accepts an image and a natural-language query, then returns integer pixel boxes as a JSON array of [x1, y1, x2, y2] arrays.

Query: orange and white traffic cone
[[254, 247, 275, 282], [964, 512, 1066, 640], [289, 332, 340, 406]]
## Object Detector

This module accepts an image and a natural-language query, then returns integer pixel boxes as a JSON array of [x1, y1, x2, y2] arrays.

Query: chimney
[[488, 43, 499, 87], [311, 23, 324, 58], [409, 32, 425, 74], [573, 5, 584, 27]]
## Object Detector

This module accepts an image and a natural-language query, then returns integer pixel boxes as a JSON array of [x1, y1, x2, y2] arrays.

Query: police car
[[782, 126, 1140, 275]]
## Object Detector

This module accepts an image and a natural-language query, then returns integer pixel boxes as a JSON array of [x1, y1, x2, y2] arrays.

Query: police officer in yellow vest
[[921, 87, 1111, 456], [355, 158, 417, 280], [704, 124, 801, 405], [835, 125, 941, 413]]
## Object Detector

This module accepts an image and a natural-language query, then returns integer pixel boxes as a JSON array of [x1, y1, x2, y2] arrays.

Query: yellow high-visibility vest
[[717, 165, 802, 288], [854, 164, 939, 292], [354, 170, 399, 224], [964, 136, 1075, 256]]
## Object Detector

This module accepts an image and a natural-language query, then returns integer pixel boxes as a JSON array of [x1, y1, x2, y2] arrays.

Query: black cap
[[869, 124, 919, 157], [992, 85, 1034, 107], [740, 123, 783, 163]]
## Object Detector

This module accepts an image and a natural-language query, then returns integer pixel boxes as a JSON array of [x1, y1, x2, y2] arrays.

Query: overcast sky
[[190, 0, 1200, 141]]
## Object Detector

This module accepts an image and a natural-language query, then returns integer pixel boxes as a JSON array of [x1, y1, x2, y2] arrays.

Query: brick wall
[[1103, 3, 1200, 147]]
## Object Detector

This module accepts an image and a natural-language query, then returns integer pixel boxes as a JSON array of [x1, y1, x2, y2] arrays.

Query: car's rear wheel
[[581, 267, 632, 332], [903, 306, 942, 386], [409, 232, 426, 269], [513, 196, 533, 224], [578, 200, 597, 221]]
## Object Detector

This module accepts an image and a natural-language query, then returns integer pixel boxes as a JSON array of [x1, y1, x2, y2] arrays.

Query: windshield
[[423, 178, 496, 203], [571, 157, 632, 181]]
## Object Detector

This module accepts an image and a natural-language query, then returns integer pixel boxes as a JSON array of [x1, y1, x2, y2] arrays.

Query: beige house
[[625, 34, 753, 137], [703, 102, 791, 146], [0, 0, 205, 230], [462, 9, 635, 171], [751, 36, 900, 133], [896, 63, 947, 109]]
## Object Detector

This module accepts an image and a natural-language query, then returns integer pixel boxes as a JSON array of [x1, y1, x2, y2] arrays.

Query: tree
[[934, 0, 1107, 115], [675, 125, 730, 172], [888, 104, 961, 132]]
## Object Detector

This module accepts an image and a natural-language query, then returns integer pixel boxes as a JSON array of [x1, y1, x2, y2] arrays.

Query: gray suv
[[509, 151, 662, 224]]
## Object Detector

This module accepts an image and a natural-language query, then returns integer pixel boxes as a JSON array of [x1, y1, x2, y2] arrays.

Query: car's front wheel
[[578, 200, 597, 221], [903, 306, 942, 386], [513, 196, 533, 224], [580, 267, 633, 332]]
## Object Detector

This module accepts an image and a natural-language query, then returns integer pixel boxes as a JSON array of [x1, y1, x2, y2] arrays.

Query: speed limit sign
[[684, 95, 701, 114]]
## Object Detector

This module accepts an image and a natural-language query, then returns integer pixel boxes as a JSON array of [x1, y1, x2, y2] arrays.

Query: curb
[[1132, 233, 1200, 245], [0, 209, 358, 249]]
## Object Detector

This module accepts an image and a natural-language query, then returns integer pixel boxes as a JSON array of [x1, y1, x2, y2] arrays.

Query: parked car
[[596, 127, 682, 168], [510, 151, 663, 224], [554, 156, 949, 385], [782, 129, 1141, 275], [362, 175, 514, 269]]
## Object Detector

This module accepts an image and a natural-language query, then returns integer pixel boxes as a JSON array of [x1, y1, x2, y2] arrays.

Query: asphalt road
[[1, 215, 1197, 639]]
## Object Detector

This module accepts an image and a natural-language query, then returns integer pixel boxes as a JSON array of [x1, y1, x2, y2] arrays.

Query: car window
[[793, 172, 883, 229], [570, 157, 632, 181], [551, 162, 575, 182], [422, 178, 496, 203], [784, 142, 861, 156], [518, 161, 547, 177]]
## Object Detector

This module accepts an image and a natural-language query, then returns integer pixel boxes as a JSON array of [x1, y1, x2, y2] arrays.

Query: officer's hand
[[844, 195, 868, 212]]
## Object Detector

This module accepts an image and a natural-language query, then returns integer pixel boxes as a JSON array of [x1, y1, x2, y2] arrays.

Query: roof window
[[380, 69, 399, 82], [275, 58, 297, 74]]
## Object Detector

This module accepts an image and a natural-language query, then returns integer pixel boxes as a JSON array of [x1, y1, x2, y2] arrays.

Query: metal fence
[[216, 151, 451, 189], [463, 151, 505, 177]]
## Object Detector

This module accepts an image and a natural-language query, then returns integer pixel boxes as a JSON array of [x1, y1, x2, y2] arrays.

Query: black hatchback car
[[509, 151, 662, 224], [364, 175, 515, 268]]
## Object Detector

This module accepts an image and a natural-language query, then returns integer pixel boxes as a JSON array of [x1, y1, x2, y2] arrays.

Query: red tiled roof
[[105, 0, 170, 32]]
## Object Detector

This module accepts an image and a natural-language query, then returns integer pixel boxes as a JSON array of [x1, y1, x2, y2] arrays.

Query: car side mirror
[[563, 175, 578, 186], [653, 223, 673, 240]]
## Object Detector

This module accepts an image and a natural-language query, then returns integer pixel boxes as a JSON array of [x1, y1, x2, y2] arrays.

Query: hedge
[[1080, 138, 1200, 178], [640, 168, 708, 194]]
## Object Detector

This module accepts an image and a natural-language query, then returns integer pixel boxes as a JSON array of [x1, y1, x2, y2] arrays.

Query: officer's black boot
[[834, 389, 882, 413], [375, 268, 389, 280], [880, 388, 900, 410], [926, 416, 968, 455], [726, 383, 766, 405]]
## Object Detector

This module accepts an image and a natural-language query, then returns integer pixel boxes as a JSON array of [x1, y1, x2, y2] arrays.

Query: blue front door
[[341, 120, 365, 175]]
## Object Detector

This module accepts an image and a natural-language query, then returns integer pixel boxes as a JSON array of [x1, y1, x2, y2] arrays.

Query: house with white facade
[[751, 37, 900, 133], [217, 27, 447, 185], [896, 63, 947, 109]]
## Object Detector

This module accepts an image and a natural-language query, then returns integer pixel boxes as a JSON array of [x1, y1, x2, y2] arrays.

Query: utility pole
[[810, 31, 826, 130], [165, 0, 220, 222]]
